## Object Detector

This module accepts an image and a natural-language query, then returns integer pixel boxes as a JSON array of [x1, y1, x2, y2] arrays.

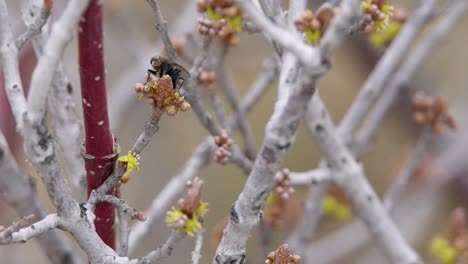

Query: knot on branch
[[411, 92, 458, 133], [295, 4, 337, 45], [166, 177, 207, 236], [265, 244, 301, 264], [23, 114, 55, 165]]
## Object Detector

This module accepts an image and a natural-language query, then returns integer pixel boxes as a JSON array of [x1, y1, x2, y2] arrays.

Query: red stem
[[78, 0, 116, 249]]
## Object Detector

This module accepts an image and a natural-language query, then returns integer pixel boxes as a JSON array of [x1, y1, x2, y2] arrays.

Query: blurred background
[[1, 0, 468, 263]]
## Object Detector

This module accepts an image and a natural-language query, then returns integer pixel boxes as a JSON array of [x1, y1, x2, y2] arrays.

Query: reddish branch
[[78, 0, 116, 249]]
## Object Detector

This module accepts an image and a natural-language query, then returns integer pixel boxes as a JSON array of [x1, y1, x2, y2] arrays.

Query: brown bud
[[207, 71, 217, 82], [165, 105, 177, 116], [197, 0, 207, 12], [413, 112, 428, 125], [310, 19, 321, 31], [227, 35, 240, 46], [121, 172, 130, 183], [369, 4, 379, 14], [180, 101, 191, 111], [432, 121, 445, 134], [135, 83, 145, 93], [433, 96, 447, 115], [291, 255, 302, 264]]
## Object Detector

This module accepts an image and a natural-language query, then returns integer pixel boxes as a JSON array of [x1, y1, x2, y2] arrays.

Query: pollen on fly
[[147, 56, 191, 91]]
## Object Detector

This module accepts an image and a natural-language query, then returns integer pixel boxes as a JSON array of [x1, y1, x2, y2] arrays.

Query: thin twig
[[0, 214, 59, 245], [146, 0, 178, 61], [216, 45, 257, 159], [384, 127, 432, 210], [116, 188, 130, 257], [92, 194, 146, 221], [138, 229, 186, 263], [191, 228, 204, 264]]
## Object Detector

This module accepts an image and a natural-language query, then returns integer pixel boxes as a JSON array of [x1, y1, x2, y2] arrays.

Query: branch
[[288, 0, 441, 252], [303, 93, 420, 263], [27, 0, 90, 119], [0, 131, 80, 263], [0, 214, 59, 245], [92, 194, 146, 221], [23, 0, 86, 200], [353, 0, 468, 156], [214, 0, 358, 261], [15, 0, 52, 51]]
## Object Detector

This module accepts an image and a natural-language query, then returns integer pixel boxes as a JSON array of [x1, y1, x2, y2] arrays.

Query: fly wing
[[172, 62, 191, 80]]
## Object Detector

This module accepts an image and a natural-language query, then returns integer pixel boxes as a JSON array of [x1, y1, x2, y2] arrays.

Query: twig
[[216, 45, 257, 159], [146, 0, 178, 61], [0, 214, 59, 245], [0, 214, 35, 241], [118, 206, 129, 257], [289, 168, 331, 186], [15, 0, 52, 51], [138, 229, 186, 263], [93, 195, 146, 221], [208, 91, 229, 128], [116, 188, 130, 257], [191, 228, 205, 264], [384, 127, 432, 211]]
